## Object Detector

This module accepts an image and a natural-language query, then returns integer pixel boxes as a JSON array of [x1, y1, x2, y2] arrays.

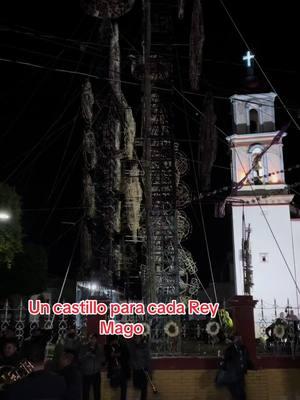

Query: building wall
[[291, 219, 300, 318], [231, 204, 299, 331], [101, 368, 300, 400]]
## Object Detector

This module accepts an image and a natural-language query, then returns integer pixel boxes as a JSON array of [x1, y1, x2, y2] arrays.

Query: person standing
[[0, 339, 20, 368], [221, 336, 253, 400], [64, 328, 81, 354], [80, 333, 103, 400], [105, 336, 131, 400], [4, 340, 66, 400], [0, 339, 20, 400], [286, 310, 299, 355], [59, 349, 82, 400], [129, 336, 151, 400]]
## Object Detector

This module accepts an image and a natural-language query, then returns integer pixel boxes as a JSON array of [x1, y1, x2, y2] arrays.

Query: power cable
[[6, 24, 300, 78], [46, 114, 79, 203], [2, 91, 81, 183], [39, 143, 83, 237], [47, 215, 85, 249], [174, 84, 300, 300], [51, 226, 81, 328], [218, 0, 300, 132], [174, 45, 218, 304], [0, 16, 87, 143], [2, 52, 299, 115]]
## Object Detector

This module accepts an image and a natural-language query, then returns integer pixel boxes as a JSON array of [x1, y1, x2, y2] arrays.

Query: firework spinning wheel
[[177, 211, 192, 242], [176, 183, 191, 209]]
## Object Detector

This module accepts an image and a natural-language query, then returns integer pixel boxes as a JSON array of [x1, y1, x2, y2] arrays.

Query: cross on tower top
[[243, 51, 255, 68]]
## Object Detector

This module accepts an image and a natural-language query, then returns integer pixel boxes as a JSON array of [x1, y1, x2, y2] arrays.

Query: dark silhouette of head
[[59, 349, 77, 369], [2, 338, 18, 358], [24, 341, 46, 368]]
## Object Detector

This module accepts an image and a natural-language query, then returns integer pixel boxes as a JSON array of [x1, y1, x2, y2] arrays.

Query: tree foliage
[[0, 243, 48, 298], [0, 183, 48, 299]]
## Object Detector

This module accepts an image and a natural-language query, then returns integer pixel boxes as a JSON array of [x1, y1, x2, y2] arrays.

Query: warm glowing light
[[237, 170, 246, 183], [269, 173, 279, 184], [0, 212, 11, 221]]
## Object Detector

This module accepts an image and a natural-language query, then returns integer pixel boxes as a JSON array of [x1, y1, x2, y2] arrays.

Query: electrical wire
[[174, 45, 218, 304], [0, 16, 88, 143], [51, 226, 81, 328], [173, 83, 300, 300], [46, 114, 79, 203], [3, 15, 300, 303], [218, 0, 300, 132], [2, 91, 81, 183], [5, 24, 300, 79], [39, 142, 83, 237], [47, 215, 85, 249], [1, 53, 299, 116], [229, 137, 300, 299], [43, 22, 98, 205]]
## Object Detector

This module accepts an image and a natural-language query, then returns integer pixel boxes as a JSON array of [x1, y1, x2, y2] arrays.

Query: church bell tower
[[227, 86, 300, 333]]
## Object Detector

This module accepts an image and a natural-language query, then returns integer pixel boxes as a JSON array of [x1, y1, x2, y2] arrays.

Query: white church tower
[[227, 89, 300, 334]]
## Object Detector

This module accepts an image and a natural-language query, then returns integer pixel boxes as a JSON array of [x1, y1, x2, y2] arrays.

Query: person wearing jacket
[[129, 336, 151, 400], [0, 338, 20, 368], [59, 349, 82, 400], [79, 334, 104, 400], [221, 336, 254, 400], [4, 340, 66, 400], [104, 335, 131, 400]]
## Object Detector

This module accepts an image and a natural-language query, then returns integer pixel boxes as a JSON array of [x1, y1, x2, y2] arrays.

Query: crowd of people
[[0, 327, 151, 400], [265, 310, 299, 353], [0, 324, 272, 400]]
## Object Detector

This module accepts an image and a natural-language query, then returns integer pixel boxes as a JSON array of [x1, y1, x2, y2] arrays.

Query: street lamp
[[0, 211, 11, 221]]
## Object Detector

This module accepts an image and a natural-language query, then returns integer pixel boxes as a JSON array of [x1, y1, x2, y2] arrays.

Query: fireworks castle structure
[[78, 0, 216, 352]]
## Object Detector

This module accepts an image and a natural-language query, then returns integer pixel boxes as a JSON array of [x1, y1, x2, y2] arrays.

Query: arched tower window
[[248, 144, 268, 185], [249, 109, 259, 133]]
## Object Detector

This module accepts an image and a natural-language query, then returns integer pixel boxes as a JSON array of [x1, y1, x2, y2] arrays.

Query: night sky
[[0, 1, 299, 286]]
